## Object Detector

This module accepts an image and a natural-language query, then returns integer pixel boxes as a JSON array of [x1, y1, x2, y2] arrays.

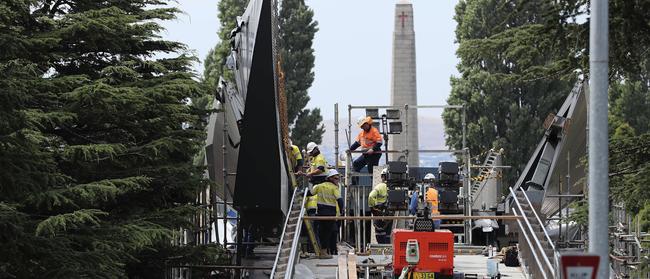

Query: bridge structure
[[166, 0, 648, 278]]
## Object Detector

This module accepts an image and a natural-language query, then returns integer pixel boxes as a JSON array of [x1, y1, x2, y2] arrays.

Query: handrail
[[284, 189, 308, 279], [513, 210, 549, 279], [512, 204, 554, 278], [471, 169, 492, 207], [509, 187, 555, 277], [520, 189, 556, 251], [270, 187, 299, 278], [470, 150, 498, 208]]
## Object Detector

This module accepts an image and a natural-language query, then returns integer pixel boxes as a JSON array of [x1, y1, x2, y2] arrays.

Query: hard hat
[[339, 153, 347, 162], [380, 168, 388, 175], [357, 116, 373, 128], [424, 173, 435, 180], [306, 142, 318, 153], [327, 169, 340, 178]]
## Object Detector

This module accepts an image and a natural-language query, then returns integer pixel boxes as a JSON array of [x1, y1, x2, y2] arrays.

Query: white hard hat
[[339, 153, 347, 162], [381, 168, 388, 175], [306, 142, 318, 153], [424, 173, 435, 180], [327, 169, 340, 178], [357, 116, 372, 127]]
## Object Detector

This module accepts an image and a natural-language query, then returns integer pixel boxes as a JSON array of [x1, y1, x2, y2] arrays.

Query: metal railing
[[610, 203, 650, 278], [270, 187, 307, 279], [284, 189, 307, 279], [510, 187, 557, 278], [520, 187, 561, 277]]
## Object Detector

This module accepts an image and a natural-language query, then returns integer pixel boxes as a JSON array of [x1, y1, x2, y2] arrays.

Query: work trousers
[[318, 220, 337, 254], [301, 208, 319, 253], [305, 209, 318, 237], [316, 205, 338, 254], [353, 153, 382, 174], [371, 206, 392, 244]]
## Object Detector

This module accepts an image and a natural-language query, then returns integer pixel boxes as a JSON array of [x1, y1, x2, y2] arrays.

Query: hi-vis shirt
[[355, 126, 382, 149], [368, 182, 388, 207], [312, 181, 341, 212], [290, 145, 302, 162], [309, 153, 328, 173], [426, 187, 440, 215], [306, 195, 318, 209]]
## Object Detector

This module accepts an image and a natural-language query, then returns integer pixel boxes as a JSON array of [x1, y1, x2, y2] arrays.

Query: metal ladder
[[270, 187, 320, 279], [470, 149, 500, 203]]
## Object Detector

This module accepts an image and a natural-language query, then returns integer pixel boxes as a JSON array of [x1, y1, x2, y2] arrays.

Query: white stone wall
[[389, 2, 419, 167]]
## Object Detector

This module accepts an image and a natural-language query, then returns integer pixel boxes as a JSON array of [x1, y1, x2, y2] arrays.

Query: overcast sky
[[159, 0, 460, 120]]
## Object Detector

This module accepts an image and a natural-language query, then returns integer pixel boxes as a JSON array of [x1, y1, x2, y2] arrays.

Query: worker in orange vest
[[424, 173, 441, 229], [348, 116, 383, 174]]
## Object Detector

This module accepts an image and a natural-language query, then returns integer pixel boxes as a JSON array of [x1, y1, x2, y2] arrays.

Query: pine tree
[[278, 0, 324, 149], [291, 108, 325, 149], [0, 1, 223, 277]]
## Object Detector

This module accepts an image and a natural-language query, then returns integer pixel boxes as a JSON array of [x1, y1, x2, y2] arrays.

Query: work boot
[[318, 249, 332, 259]]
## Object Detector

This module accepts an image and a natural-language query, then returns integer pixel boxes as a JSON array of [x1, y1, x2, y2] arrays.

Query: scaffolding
[[335, 103, 472, 248]]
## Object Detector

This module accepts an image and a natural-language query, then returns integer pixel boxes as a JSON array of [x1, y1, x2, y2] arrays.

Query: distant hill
[[314, 116, 456, 167]]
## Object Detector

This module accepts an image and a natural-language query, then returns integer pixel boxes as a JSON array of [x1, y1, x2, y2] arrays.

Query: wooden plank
[[347, 253, 357, 279], [338, 254, 347, 279]]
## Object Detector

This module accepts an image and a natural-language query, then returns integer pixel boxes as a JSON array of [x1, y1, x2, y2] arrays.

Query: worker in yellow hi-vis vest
[[311, 169, 344, 258], [368, 168, 392, 243], [288, 139, 303, 173], [304, 142, 329, 185]]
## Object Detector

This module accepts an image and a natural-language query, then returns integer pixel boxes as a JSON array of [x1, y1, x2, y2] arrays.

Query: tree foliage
[[444, 0, 577, 184], [203, 0, 247, 93], [446, 0, 650, 189], [203, 0, 323, 150], [0, 0, 222, 277], [291, 108, 325, 148], [279, 0, 324, 149], [602, 0, 650, 218]]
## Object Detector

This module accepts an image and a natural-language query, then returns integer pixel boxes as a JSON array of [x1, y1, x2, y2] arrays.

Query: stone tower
[[390, 0, 419, 167]]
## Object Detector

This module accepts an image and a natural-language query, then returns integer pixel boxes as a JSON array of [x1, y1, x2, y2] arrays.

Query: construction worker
[[289, 139, 303, 173], [348, 116, 383, 174], [423, 173, 441, 229], [311, 169, 344, 258], [368, 168, 391, 244], [305, 142, 328, 184], [408, 185, 420, 216], [305, 194, 318, 216], [301, 191, 319, 256]]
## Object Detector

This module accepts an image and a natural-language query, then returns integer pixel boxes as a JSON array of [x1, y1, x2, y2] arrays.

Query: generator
[[392, 230, 454, 278]]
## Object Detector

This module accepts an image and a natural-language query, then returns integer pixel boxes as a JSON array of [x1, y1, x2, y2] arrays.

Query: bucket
[[487, 259, 499, 277]]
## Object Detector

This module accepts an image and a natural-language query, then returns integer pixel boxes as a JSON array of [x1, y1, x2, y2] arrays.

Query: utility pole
[[588, 0, 609, 277]]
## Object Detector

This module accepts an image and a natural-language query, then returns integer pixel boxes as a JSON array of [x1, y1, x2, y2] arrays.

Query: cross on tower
[[398, 11, 408, 28]]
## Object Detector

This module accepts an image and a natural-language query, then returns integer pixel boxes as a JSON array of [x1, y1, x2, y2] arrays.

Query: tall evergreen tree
[[446, 0, 650, 235], [204, 0, 323, 149], [444, 0, 577, 184], [278, 0, 323, 149], [0, 1, 224, 277], [203, 0, 247, 93]]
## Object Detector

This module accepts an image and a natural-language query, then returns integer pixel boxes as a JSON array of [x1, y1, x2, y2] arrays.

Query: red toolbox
[[392, 229, 454, 276]]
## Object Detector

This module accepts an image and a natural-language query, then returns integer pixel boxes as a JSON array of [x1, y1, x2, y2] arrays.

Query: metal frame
[[336, 103, 471, 248]]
